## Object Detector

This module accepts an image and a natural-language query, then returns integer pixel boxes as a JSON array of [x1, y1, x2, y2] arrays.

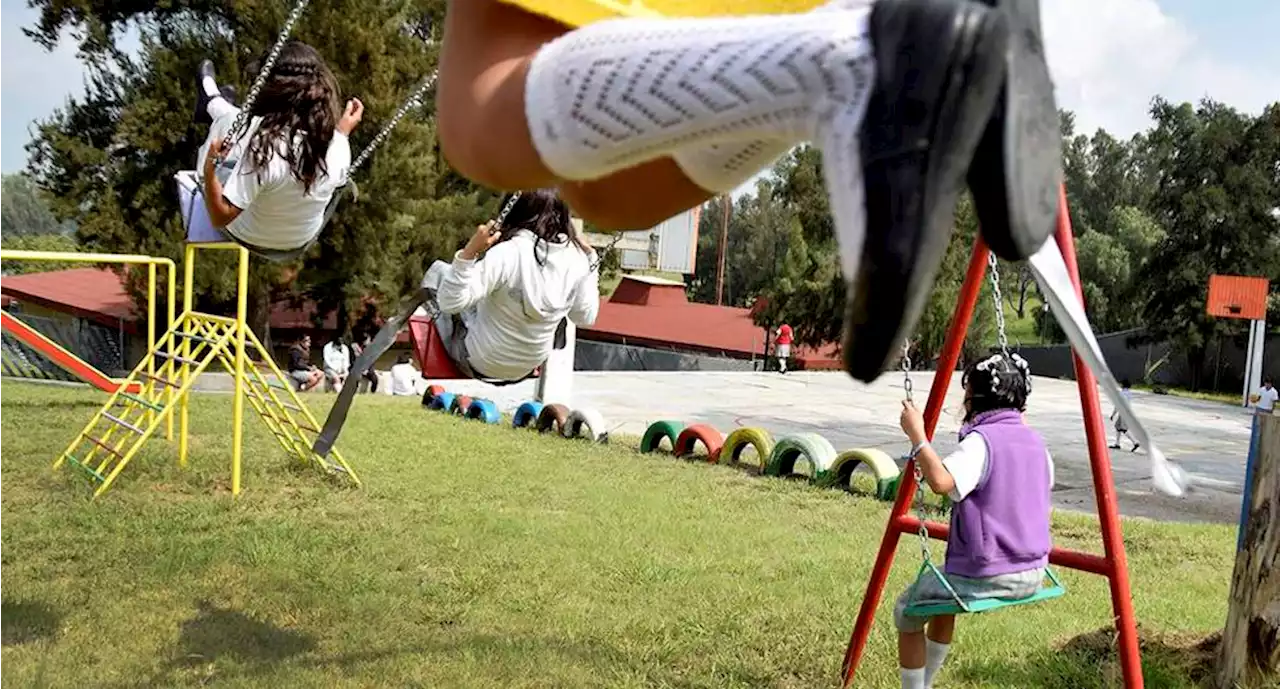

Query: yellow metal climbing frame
[[53, 242, 358, 498]]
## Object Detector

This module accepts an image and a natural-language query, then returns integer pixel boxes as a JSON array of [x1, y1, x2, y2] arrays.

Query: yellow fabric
[[498, 0, 824, 28]]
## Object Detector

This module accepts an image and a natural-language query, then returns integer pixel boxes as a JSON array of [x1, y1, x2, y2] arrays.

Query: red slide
[[1, 311, 140, 394]]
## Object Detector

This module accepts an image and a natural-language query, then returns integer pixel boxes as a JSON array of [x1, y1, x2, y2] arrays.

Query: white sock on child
[[524, 7, 873, 181], [924, 639, 951, 687], [202, 76, 220, 98], [900, 667, 926, 689]]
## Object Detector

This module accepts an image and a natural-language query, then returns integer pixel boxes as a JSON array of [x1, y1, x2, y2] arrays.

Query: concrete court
[[433, 370, 1254, 525]]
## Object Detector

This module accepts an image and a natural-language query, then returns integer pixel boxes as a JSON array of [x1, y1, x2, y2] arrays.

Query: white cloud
[[1042, 0, 1279, 137]]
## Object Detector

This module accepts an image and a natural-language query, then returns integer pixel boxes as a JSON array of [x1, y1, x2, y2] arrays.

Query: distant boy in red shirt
[[775, 324, 794, 374]]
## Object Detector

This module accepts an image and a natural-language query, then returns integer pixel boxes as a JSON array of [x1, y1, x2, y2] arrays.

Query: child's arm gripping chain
[[900, 400, 957, 496], [201, 138, 245, 228]]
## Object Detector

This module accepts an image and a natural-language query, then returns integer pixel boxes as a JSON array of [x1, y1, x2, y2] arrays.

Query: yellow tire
[[720, 427, 774, 472], [825, 448, 900, 498]]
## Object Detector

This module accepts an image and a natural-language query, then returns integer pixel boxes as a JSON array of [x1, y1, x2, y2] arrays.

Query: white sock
[[673, 141, 792, 193], [202, 76, 220, 98], [924, 640, 950, 687], [524, 7, 874, 182], [900, 667, 926, 689]]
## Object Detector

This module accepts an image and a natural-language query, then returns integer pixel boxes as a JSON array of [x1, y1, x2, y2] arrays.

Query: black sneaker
[[843, 0, 1010, 382], [967, 0, 1062, 261], [194, 60, 218, 125]]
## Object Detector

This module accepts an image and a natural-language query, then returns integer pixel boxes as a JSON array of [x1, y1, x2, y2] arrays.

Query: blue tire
[[466, 398, 501, 424], [428, 392, 455, 412], [513, 401, 544, 429]]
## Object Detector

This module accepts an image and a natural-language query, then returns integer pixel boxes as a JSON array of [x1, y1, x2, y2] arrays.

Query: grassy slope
[[1, 382, 1233, 688]]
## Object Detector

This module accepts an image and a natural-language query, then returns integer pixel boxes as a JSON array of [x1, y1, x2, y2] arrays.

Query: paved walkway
[[426, 371, 1253, 525]]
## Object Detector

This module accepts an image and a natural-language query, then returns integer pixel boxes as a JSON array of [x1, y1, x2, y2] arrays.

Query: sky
[[2, 0, 1278, 175]]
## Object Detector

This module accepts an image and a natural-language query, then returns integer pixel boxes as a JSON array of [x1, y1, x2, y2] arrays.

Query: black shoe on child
[[842, 0, 1011, 383], [966, 0, 1062, 261]]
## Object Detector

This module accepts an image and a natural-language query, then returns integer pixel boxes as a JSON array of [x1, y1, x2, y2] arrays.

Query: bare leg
[[927, 615, 955, 644], [438, 0, 715, 228], [899, 629, 926, 669]]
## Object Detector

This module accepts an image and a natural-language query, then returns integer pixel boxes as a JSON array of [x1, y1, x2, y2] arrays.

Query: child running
[[421, 189, 600, 383], [1110, 378, 1140, 452], [187, 41, 364, 254], [894, 352, 1054, 689], [434, 0, 1064, 381]]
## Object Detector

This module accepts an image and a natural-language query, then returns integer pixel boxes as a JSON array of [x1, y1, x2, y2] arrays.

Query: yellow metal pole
[[166, 260, 177, 440], [147, 264, 157, 430], [231, 246, 250, 496], [179, 243, 196, 467]]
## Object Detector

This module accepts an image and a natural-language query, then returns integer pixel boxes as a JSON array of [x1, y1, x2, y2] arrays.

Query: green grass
[[1001, 293, 1047, 348], [1131, 384, 1241, 407], [1, 381, 1235, 688]]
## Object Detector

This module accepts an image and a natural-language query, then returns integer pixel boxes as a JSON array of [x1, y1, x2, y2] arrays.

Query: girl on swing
[[422, 189, 600, 383], [434, 0, 1064, 382], [189, 41, 365, 254], [894, 352, 1054, 689]]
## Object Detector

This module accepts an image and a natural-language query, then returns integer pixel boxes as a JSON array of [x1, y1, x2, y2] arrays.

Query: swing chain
[[349, 73, 438, 173], [912, 462, 933, 563], [900, 338, 913, 403], [987, 252, 1010, 355], [216, 0, 312, 167]]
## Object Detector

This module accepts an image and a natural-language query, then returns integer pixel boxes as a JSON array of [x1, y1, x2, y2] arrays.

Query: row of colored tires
[[641, 421, 902, 500], [423, 385, 609, 443]]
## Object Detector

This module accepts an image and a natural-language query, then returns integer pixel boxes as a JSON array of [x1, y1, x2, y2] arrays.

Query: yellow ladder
[[53, 242, 359, 499]]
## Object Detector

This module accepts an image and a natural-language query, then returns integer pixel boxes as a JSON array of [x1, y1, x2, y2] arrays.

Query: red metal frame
[[839, 186, 1144, 688]]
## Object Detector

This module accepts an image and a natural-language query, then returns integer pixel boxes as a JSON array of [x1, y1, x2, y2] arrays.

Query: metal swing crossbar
[[896, 251, 1066, 619]]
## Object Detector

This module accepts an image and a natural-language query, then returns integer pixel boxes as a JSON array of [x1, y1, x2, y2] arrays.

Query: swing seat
[[902, 566, 1065, 617], [406, 314, 466, 380]]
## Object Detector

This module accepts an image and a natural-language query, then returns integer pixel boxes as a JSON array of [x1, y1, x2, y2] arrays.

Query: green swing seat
[[902, 561, 1066, 617]]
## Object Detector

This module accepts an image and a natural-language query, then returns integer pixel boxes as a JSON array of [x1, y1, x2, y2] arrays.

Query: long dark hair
[[244, 41, 340, 194], [961, 352, 1032, 423], [494, 189, 572, 243]]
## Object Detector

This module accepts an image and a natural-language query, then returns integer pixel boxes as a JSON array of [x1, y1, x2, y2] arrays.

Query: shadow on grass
[[1, 599, 62, 646], [176, 600, 317, 666], [0, 397, 106, 411], [949, 625, 1219, 689]]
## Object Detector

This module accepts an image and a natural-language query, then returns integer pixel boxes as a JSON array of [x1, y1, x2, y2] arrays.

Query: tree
[[23, 0, 487, 345], [1, 173, 72, 237], [1138, 99, 1280, 390], [0, 234, 81, 275]]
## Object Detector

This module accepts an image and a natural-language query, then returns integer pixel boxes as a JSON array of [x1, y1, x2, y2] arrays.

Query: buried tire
[[428, 392, 456, 412], [535, 403, 570, 434], [512, 401, 544, 429], [466, 398, 501, 424], [422, 384, 447, 406], [766, 433, 838, 482], [720, 427, 774, 472], [825, 448, 900, 497], [563, 408, 609, 443], [673, 424, 724, 463], [450, 395, 474, 416], [640, 420, 683, 454]]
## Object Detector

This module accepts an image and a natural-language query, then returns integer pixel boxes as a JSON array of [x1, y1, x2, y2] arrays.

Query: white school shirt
[[219, 123, 351, 251], [436, 231, 600, 381], [942, 434, 1056, 502], [1256, 386, 1278, 411], [390, 363, 419, 396], [322, 342, 351, 375]]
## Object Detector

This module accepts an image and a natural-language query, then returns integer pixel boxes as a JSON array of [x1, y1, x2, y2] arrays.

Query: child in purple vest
[[893, 352, 1055, 689]]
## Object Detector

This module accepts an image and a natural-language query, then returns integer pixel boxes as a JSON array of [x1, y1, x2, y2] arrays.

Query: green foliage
[[23, 0, 481, 339], [1, 173, 73, 237], [0, 234, 81, 274]]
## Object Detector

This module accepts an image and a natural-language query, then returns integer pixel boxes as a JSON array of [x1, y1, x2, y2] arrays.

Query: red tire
[[673, 424, 724, 463], [450, 395, 473, 416], [535, 403, 570, 434]]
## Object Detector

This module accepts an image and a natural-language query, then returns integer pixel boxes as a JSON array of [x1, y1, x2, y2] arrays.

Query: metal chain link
[[349, 73, 437, 172], [900, 338, 913, 403], [215, 0, 311, 167], [987, 252, 1010, 355]]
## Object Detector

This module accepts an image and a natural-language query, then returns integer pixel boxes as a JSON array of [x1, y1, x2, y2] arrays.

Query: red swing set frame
[[840, 187, 1147, 688]]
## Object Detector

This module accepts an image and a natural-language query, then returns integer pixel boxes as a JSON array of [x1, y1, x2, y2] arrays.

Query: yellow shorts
[[497, 0, 824, 28]]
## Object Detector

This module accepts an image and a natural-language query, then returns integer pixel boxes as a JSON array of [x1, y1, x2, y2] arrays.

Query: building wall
[[575, 339, 762, 372]]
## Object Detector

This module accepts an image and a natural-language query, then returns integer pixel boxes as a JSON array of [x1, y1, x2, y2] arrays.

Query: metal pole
[[1051, 186, 1144, 688], [715, 196, 729, 306], [841, 237, 990, 685], [231, 246, 250, 495]]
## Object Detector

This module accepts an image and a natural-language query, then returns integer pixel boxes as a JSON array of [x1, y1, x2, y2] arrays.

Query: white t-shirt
[[942, 434, 1056, 502], [435, 230, 599, 381], [323, 342, 351, 375], [216, 120, 351, 251], [1256, 386, 1278, 411], [389, 363, 419, 396]]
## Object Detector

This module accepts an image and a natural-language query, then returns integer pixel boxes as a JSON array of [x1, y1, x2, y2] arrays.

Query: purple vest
[[945, 409, 1052, 578]]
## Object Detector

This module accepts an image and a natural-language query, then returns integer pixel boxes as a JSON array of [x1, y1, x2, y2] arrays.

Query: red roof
[[582, 276, 840, 368], [1, 268, 137, 329]]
